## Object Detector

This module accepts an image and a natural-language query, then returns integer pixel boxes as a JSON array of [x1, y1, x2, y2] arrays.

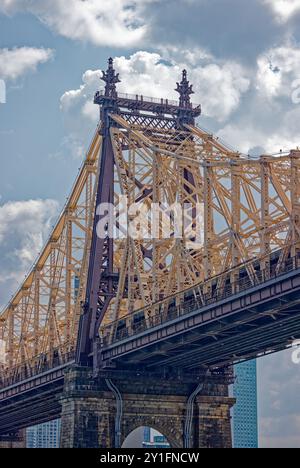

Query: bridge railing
[[95, 90, 201, 110], [0, 351, 75, 389], [96, 90, 178, 105], [101, 251, 300, 346]]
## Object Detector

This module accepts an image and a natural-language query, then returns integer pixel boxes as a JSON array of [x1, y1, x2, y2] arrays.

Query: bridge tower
[[58, 58, 234, 449], [60, 367, 234, 449], [2, 57, 300, 448]]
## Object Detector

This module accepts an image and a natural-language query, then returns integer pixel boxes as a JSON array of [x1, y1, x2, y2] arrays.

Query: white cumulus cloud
[[218, 43, 300, 156], [263, 0, 300, 21], [0, 0, 153, 47], [0, 199, 59, 308], [256, 44, 300, 99], [218, 118, 300, 155], [60, 50, 250, 124], [258, 350, 300, 448], [0, 47, 53, 80]]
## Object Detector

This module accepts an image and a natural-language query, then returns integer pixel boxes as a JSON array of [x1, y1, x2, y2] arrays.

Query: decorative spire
[[175, 70, 194, 109], [101, 58, 121, 99]]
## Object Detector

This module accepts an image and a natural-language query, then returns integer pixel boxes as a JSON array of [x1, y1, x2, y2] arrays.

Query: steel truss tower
[[1, 58, 300, 381]]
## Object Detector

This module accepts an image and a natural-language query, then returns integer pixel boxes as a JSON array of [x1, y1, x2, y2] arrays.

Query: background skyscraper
[[26, 420, 61, 448], [233, 360, 258, 448], [142, 428, 170, 449]]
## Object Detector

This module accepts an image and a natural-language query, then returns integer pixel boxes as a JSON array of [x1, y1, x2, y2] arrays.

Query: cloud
[[48, 134, 86, 161], [0, 0, 153, 47], [218, 43, 300, 155], [0, 47, 53, 80], [0, 199, 59, 308], [0, 1, 290, 61], [144, 0, 284, 64], [60, 50, 250, 125], [256, 44, 300, 99], [263, 0, 300, 22], [218, 106, 300, 156], [60, 69, 101, 122], [218, 107, 300, 155], [258, 350, 300, 448]]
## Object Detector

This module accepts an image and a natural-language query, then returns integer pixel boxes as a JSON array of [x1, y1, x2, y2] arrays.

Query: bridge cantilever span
[[1, 250, 300, 441], [100, 251, 300, 369], [1, 58, 300, 448]]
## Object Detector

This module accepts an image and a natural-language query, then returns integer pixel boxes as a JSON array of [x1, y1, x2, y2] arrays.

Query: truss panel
[[0, 131, 101, 381]]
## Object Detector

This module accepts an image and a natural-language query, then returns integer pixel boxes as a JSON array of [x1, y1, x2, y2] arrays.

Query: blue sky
[[1, 0, 300, 447]]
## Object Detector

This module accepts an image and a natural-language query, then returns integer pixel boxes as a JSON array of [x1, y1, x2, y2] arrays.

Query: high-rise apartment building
[[233, 360, 258, 448], [142, 427, 170, 449], [26, 420, 61, 448]]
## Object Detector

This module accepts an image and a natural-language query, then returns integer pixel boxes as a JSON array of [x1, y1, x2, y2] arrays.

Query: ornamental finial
[[175, 69, 194, 109], [101, 57, 121, 99]]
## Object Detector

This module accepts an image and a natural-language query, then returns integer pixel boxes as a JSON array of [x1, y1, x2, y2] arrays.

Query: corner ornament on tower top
[[101, 57, 121, 99], [175, 69, 194, 109]]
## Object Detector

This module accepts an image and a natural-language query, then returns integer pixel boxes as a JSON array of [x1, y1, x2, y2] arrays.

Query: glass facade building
[[26, 420, 61, 448], [143, 427, 170, 449], [233, 360, 258, 448]]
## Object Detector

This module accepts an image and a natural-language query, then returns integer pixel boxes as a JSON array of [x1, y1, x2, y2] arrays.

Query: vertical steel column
[[8, 307, 14, 372], [76, 60, 119, 370], [261, 156, 271, 279], [204, 163, 213, 295], [152, 151, 160, 306], [34, 269, 40, 358], [291, 150, 300, 265], [231, 158, 241, 291], [49, 243, 56, 367], [65, 211, 73, 347], [20, 292, 27, 368]]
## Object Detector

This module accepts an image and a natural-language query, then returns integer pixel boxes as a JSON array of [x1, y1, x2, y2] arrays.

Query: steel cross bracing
[[0, 132, 100, 385], [0, 58, 300, 383]]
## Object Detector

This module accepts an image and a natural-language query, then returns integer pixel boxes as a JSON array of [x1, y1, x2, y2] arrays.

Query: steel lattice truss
[[0, 132, 100, 383], [100, 116, 300, 335], [1, 64, 300, 381]]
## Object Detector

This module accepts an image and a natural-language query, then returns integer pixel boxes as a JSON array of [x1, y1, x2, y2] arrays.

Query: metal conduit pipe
[[184, 373, 208, 449], [105, 379, 123, 448]]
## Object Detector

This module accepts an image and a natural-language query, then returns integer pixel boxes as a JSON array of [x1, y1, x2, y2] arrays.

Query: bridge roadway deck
[[1, 264, 300, 434], [101, 266, 300, 369], [0, 363, 69, 435]]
